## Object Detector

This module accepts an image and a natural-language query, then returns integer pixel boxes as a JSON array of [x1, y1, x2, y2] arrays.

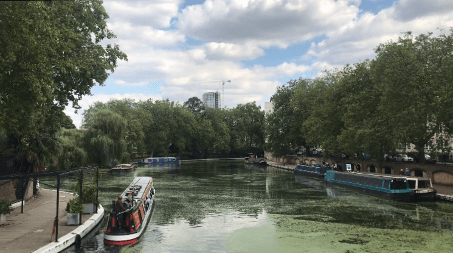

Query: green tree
[[200, 108, 230, 155], [372, 30, 453, 162], [183, 97, 205, 114], [138, 99, 174, 156], [83, 99, 147, 159], [170, 106, 197, 157], [303, 74, 344, 157], [229, 102, 265, 154], [83, 109, 127, 166], [0, 1, 126, 172], [266, 79, 313, 157], [52, 128, 87, 170]]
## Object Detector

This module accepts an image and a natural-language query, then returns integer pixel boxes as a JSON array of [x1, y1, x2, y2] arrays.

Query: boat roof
[[121, 177, 153, 200], [330, 171, 408, 181], [334, 171, 432, 181]]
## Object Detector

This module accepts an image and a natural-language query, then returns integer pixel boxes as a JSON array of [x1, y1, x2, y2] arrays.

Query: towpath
[[0, 189, 97, 253]]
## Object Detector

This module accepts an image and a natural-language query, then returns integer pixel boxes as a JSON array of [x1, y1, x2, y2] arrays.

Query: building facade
[[202, 92, 221, 109], [264, 101, 273, 115]]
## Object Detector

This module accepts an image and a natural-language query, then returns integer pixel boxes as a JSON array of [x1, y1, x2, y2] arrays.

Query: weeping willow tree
[[50, 128, 87, 170], [84, 109, 127, 166]]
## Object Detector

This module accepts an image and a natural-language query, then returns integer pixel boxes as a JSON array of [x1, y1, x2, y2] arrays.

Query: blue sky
[[66, 0, 453, 128]]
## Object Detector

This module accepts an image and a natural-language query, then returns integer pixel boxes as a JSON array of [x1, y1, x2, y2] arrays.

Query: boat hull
[[294, 164, 326, 178], [414, 190, 437, 202], [324, 180, 414, 201], [324, 170, 414, 201], [104, 200, 153, 245]]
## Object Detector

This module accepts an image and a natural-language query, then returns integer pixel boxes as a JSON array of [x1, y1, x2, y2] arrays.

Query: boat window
[[390, 180, 407, 190], [407, 180, 416, 189], [418, 180, 430, 189]]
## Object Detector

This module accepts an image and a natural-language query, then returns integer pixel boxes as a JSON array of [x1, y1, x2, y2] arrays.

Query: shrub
[[65, 198, 84, 213], [0, 199, 12, 214]]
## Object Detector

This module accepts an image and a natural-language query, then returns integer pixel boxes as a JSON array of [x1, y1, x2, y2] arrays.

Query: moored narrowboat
[[138, 157, 180, 165], [104, 177, 155, 245], [324, 170, 414, 201], [110, 164, 136, 173], [244, 154, 267, 166], [294, 164, 328, 178], [397, 176, 436, 201]]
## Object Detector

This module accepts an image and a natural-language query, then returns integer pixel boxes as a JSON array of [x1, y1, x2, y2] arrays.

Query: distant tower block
[[202, 92, 221, 109]]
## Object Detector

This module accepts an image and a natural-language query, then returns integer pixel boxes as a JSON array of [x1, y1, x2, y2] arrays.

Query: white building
[[264, 101, 273, 115], [202, 92, 221, 109]]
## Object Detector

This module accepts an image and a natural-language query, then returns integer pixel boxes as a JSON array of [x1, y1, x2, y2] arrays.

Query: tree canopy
[[0, 1, 126, 172], [266, 29, 453, 162]]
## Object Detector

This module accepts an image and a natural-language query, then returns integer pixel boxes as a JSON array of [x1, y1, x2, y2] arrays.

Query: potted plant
[[80, 184, 98, 214], [70, 180, 99, 214], [65, 198, 84, 225], [0, 199, 12, 225]]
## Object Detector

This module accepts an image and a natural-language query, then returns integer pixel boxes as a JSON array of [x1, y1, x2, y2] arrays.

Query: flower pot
[[67, 213, 80, 226], [0, 213, 6, 225], [83, 203, 96, 214]]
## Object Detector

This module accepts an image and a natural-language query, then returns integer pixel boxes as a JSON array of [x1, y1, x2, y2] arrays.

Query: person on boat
[[116, 195, 127, 213], [115, 195, 128, 229], [145, 196, 151, 211], [124, 194, 133, 209]]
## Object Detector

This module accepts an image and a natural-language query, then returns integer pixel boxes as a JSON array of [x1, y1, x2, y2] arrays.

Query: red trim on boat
[[104, 238, 138, 245]]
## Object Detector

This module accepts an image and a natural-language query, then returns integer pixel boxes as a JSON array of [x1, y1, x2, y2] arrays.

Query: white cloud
[[203, 42, 264, 60], [392, 0, 453, 22], [107, 22, 185, 48], [177, 0, 359, 47], [304, 0, 453, 67], [104, 0, 181, 28], [66, 0, 453, 128]]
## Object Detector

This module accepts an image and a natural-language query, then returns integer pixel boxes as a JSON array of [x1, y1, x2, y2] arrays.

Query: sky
[[64, 0, 453, 128]]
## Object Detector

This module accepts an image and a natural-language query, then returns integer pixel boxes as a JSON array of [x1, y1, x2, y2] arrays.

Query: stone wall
[[24, 179, 34, 200], [0, 180, 16, 202]]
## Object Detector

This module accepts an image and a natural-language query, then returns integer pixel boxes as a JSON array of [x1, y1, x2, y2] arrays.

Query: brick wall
[[433, 172, 453, 185]]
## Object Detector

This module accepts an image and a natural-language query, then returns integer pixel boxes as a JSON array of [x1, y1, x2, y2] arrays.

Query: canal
[[53, 160, 453, 253]]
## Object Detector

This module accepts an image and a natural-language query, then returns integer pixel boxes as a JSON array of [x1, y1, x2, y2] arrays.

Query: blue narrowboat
[[294, 164, 328, 178], [324, 170, 414, 201], [138, 157, 180, 165]]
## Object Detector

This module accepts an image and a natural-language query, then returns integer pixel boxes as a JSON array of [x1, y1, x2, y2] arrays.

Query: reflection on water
[[41, 160, 453, 252]]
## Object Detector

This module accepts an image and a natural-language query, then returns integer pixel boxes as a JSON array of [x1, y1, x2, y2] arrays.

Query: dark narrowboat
[[244, 154, 267, 166], [396, 176, 436, 201], [294, 164, 328, 178], [324, 170, 414, 201], [104, 177, 155, 245]]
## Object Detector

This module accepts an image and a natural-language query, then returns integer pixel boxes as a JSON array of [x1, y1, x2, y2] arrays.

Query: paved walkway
[[0, 189, 97, 253]]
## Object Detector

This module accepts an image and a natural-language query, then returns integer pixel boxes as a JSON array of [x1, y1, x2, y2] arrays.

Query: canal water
[[50, 160, 453, 253]]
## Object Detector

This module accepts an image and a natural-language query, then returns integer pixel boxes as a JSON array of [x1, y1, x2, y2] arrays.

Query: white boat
[[402, 176, 437, 201], [110, 164, 136, 173], [104, 177, 155, 245]]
